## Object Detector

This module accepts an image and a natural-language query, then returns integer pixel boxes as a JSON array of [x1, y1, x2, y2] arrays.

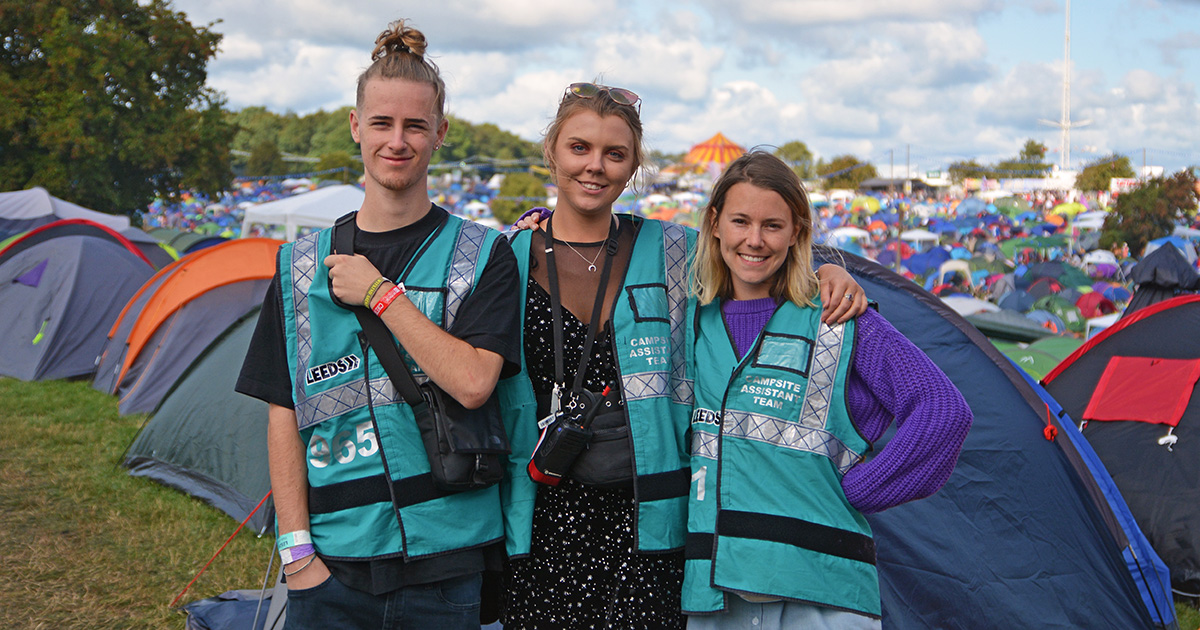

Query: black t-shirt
[[235, 205, 520, 594]]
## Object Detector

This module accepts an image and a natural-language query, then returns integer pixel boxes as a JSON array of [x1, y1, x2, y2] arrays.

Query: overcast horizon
[[172, 0, 1200, 175]]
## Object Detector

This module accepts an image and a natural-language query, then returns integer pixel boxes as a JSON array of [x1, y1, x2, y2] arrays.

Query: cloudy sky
[[172, 0, 1200, 175]]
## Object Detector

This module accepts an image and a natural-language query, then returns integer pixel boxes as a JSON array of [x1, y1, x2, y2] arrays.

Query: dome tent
[[92, 238, 282, 414], [814, 247, 1164, 628], [122, 308, 272, 534], [1044, 294, 1200, 596], [0, 221, 155, 380], [0, 186, 130, 240]]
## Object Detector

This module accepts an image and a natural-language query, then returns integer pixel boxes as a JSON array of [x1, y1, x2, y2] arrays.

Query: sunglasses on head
[[566, 82, 641, 111]]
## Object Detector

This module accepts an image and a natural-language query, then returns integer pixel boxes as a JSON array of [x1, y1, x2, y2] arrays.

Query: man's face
[[350, 78, 447, 195]]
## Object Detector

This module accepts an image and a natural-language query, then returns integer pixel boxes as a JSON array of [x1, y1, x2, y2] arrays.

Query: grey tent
[[0, 233, 154, 380], [120, 227, 178, 269], [0, 186, 130, 240], [124, 308, 273, 533]]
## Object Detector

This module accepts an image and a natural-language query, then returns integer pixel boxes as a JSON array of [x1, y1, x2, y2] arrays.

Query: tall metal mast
[[1040, 0, 1089, 171]]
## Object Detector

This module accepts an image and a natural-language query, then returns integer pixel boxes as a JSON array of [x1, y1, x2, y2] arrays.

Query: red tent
[[1075, 292, 1118, 319]]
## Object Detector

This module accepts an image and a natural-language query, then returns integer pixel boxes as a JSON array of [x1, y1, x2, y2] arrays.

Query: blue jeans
[[686, 596, 881, 630], [284, 571, 481, 630]]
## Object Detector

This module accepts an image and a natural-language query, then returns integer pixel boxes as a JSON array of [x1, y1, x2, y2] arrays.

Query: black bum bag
[[533, 391, 633, 488]]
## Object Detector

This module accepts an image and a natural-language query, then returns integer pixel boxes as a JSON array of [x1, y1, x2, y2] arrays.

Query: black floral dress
[[501, 277, 686, 630]]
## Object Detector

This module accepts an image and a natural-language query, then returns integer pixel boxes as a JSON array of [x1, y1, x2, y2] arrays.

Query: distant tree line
[[228, 106, 542, 179], [947, 140, 1055, 183]]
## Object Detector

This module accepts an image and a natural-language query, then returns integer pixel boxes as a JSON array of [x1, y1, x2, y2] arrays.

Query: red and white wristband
[[371, 282, 406, 316]]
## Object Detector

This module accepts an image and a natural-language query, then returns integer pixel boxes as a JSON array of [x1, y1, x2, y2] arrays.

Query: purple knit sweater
[[720, 298, 972, 514]]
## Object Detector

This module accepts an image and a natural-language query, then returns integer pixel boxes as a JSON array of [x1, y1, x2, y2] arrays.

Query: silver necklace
[[561, 240, 604, 272]]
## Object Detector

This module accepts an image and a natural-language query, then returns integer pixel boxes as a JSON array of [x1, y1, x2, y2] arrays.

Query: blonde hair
[[542, 83, 645, 184], [691, 150, 819, 307], [355, 19, 446, 120]]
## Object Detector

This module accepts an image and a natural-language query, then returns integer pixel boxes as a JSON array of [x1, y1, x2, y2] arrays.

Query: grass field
[[0, 378, 273, 629], [1, 377, 1198, 629]]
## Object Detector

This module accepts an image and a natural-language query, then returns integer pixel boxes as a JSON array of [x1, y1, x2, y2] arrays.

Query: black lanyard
[[332, 208, 448, 287], [544, 216, 619, 391]]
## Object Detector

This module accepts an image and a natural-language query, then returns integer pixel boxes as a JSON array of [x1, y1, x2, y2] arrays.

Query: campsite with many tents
[[3, 164, 1200, 628]]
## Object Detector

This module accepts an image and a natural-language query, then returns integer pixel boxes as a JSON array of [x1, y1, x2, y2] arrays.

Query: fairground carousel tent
[[682, 132, 746, 172]]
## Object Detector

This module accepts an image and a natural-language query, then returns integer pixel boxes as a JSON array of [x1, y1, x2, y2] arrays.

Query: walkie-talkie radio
[[527, 385, 615, 485]]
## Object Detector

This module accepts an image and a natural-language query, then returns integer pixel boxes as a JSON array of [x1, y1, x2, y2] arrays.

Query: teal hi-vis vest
[[279, 214, 535, 561], [682, 299, 880, 618], [507, 216, 697, 553]]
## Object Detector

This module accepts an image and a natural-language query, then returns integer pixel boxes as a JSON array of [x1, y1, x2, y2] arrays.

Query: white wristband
[[276, 529, 312, 552]]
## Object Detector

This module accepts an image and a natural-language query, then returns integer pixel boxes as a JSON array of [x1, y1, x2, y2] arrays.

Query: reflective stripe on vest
[[289, 219, 490, 431], [662, 221, 693, 406], [619, 221, 693, 407], [689, 322, 861, 473]]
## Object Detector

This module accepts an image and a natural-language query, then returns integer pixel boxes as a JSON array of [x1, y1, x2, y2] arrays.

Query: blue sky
[[171, 0, 1200, 174]]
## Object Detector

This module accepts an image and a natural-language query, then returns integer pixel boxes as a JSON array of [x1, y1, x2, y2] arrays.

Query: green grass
[[0, 378, 274, 629], [2, 377, 1199, 629], [1179, 601, 1200, 629]]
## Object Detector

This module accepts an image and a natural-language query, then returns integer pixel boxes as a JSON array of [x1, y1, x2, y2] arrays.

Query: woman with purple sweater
[[682, 151, 972, 629]]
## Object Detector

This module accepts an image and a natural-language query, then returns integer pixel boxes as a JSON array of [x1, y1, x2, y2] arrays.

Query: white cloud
[[448, 69, 585, 142], [702, 0, 1001, 27], [439, 52, 522, 100], [211, 32, 264, 65], [587, 30, 725, 102], [209, 43, 362, 113], [169, 0, 1200, 172], [1077, 69, 1200, 157]]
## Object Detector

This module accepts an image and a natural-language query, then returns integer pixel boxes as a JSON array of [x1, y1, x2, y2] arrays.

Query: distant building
[[857, 177, 943, 195]]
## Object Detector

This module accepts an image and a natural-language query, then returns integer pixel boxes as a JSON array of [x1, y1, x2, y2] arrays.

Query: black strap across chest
[[544, 216, 620, 391], [330, 211, 446, 406]]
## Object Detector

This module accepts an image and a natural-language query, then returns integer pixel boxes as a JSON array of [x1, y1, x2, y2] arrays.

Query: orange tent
[[683, 132, 746, 169], [93, 238, 283, 413]]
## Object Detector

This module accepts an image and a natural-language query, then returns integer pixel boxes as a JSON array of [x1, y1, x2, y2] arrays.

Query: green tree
[[316, 151, 356, 184], [309, 107, 358, 157], [1075, 154, 1136, 192], [993, 139, 1052, 178], [775, 141, 815, 179], [1100, 170, 1199, 255], [647, 149, 685, 169], [440, 116, 540, 164], [227, 106, 283, 154], [490, 171, 548, 225], [245, 139, 285, 178], [0, 0, 234, 214], [278, 112, 315, 156], [1019, 139, 1048, 164], [948, 159, 985, 184], [817, 155, 877, 190]]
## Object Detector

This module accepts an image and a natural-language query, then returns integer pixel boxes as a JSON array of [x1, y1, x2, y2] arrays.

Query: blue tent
[[903, 247, 950, 277], [1045, 295, 1200, 597], [997, 289, 1035, 312], [957, 197, 986, 215], [815, 248, 1161, 629], [1015, 368, 1176, 628]]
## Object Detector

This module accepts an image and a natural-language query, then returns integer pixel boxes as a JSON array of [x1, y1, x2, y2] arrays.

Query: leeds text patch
[[305, 354, 361, 385]]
